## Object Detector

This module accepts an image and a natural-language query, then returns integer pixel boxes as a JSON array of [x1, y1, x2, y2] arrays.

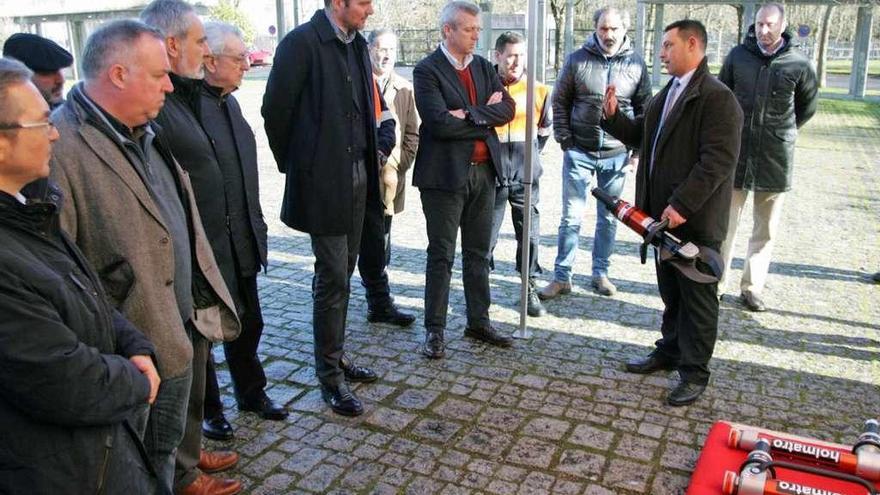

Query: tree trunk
[[551, 0, 565, 73], [817, 5, 833, 88]]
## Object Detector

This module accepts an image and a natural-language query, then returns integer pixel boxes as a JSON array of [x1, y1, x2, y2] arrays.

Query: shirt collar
[[79, 88, 155, 147], [324, 8, 357, 44], [674, 67, 697, 91], [759, 37, 785, 56], [440, 41, 473, 71], [13, 192, 27, 205]]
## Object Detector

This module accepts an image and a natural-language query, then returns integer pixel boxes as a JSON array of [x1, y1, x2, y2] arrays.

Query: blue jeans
[[554, 148, 628, 282]]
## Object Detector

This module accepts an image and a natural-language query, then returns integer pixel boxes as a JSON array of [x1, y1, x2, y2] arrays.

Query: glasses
[[215, 53, 250, 66], [0, 121, 55, 133]]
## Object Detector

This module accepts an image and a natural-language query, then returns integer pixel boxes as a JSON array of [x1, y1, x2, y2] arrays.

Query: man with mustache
[[3, 33, 74, 109], [541, 7, 651, 301]]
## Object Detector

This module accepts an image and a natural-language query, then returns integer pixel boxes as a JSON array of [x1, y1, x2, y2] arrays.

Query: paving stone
[[602, 458, 652, 492], [295, 463, 343, 492], [339, 461, 385, 490], [616, 433, 660, 461], [505, 436, 557, 468], [280, 446, 329, 475], [568, 424, 616, 450], [395, 388, 441, 410], [412, 418, 463, 443], [366, 407, 417, 432], [433, 398, 483, 421], [477, 407, 528, 432], [456, 426, 513, 457], [660, 442, 701, 472], [555, 449, 605, 479]]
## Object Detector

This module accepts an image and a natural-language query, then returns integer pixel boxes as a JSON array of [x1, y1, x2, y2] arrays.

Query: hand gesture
[[603, 85, 618, 118], [449, 109, 466, 119], [487, 91, 503, 105]]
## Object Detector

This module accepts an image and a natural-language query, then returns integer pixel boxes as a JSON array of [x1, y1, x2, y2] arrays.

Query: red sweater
[[455, 66, 490, 163]]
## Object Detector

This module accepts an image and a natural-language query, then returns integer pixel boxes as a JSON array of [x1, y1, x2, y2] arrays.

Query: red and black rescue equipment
[[728, 420, 880, 481], [590, 187, 723, 284]]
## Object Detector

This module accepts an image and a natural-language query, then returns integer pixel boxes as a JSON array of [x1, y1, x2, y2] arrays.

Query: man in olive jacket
[[602, 20, 742, 407], [718, 2, 818, 312], [262, 0, 395, 417]]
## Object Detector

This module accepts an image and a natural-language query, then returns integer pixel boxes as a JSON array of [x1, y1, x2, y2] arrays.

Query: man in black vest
[[263, 0, 395, 417]]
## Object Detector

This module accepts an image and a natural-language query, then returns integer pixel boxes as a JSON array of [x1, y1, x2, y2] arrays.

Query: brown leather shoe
[[197, 450, 239, 474], [176, 473, 242, 495], [538, 280, 572, 300]]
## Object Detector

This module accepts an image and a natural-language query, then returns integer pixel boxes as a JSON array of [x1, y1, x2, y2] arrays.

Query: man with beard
[[3, 33, 73, 109], [141, 1, 243, 493], [541, 7, 650, 301]]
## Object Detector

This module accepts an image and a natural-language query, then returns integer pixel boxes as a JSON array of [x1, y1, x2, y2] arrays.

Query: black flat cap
[[3, 33, 73, 72]]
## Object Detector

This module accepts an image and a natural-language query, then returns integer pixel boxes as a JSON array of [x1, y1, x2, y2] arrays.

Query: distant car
[[248, 49, 272, 66]]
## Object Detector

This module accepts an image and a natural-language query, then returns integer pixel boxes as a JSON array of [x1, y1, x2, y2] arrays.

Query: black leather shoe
[[340, 354, 378, 383], [667, 380, 707, 406], [740, 291, 766, 312], [422, 331, 445, 359], [464, 325, 513, 347], [320, 382, 364, 416], [624, 352, 677, 374], [368, 304, 416, 327], [527, 280, 547, 317], [202, 415, 234, 441], [237, 394, 289, 420]]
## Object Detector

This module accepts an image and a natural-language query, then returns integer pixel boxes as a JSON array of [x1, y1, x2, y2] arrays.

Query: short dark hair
[[494, 31, 524, 52], [81, 20, 165, 80], [0, 57, 33, 127], [664, 19, 707, 49]]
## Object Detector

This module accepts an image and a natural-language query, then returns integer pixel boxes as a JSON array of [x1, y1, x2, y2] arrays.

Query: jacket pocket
[[98, 259, 136, 308]]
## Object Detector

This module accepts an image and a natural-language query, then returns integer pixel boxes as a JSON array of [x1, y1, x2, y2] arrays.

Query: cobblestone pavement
[[205, 85, 880, 494]]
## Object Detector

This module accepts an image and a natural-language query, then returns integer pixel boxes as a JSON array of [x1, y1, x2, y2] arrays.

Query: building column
[[651, 3, 664, 86], [850, 5, 874, 98]]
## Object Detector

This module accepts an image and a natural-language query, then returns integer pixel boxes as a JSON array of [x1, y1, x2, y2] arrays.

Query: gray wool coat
[[49, 93, 240, 379]]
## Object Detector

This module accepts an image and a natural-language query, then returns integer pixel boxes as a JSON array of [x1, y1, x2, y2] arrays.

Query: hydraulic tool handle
[[591, 187, 618, 210], [855, 420, 880, 453]]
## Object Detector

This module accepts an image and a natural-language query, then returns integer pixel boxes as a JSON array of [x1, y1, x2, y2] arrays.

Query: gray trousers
[[311, 158, 368, 387], [421, 163, 496, 332], [174, 327, 209, 489]]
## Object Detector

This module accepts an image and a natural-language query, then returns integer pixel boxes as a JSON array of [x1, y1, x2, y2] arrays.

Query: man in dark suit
[[262, 0, 395, 417], [413, 1, 516, 359], [602, 19, 742, 406]]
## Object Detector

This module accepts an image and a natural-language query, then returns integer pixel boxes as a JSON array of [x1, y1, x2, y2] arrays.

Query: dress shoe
[[591, 275, 617, 296], [624, 352, 677, 374], [666, 380, 707, 407], [527, 279, 547, 317], [740, 291, 766, 312], [422, 330, 445, 359], [237, 393, 289, 420], [465, 325, 513, 347], [340, 354, 378, 383], [538, 280, 571, 301], [197, 450, 239, 474], [176, 473, 241, 495], [368, 303, 416, 327], [320, 382, 364, 416], [201, 415, 233, 441]]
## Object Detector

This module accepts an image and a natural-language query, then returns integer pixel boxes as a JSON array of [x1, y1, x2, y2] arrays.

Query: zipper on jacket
[[599, 61, 613, 152], [95, 434, 113, 495]]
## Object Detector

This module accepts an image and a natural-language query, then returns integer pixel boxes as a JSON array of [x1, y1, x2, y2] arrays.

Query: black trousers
[[204, 275, 266, 419], [653, 245, 720, 386], [357, 205, 394, 310], [489, 179, 542, 277], [421, 163, 495, 332], [311, 158, 368, 387]]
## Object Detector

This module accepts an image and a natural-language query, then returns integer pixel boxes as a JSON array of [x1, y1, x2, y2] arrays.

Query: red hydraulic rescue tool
[[590, 187, 723, 284]]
